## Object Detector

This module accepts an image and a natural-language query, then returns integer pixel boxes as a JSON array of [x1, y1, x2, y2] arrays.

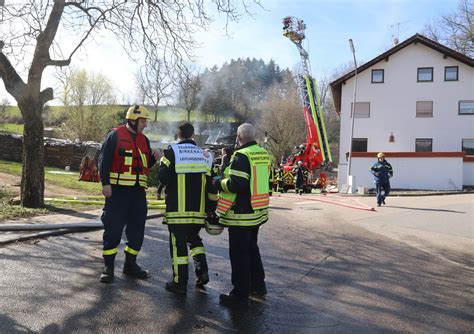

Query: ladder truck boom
[[282, 16, 332, 169], [277, 16, 332, 193]]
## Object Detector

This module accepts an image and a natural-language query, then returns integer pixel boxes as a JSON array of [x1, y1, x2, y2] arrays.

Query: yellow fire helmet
[[126, 105, 151, 120], [377, 152, 385, 158]]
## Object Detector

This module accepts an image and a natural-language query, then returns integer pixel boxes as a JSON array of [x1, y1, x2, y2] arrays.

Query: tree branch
[[0, 52, 27, 100]]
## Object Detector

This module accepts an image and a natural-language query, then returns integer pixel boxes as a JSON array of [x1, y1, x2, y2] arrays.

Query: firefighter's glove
[[211, 176, 222, 189], [205, 211, 220, 225]]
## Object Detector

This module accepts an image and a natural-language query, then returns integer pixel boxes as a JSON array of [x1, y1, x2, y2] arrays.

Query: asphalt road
[[0, 193, 473, 333]]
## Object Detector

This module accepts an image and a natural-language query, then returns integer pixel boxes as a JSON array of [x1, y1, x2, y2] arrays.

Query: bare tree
[[317, 72, 340, 147], [177, 65, 202, 122], [258, 72, 306, 162], [423, 0, 473, 57], [136, 58, 172, 122], [0, 1, 261, 207], [59, 69, 116, 142]]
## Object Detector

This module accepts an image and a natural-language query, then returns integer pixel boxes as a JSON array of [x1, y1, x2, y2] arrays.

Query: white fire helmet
[[205, 221, 223, 235]]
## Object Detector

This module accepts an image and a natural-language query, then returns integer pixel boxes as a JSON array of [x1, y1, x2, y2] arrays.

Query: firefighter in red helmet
[[98, 105, 160, 283]]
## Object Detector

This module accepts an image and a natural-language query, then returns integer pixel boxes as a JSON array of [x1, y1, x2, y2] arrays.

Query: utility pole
[[346, 38, 358, 194]]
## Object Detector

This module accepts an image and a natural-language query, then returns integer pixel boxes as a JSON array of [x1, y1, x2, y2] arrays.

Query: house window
[[416, 101, 433, 117], [462, 139, 474, 156], [352, 138, 368, 152], [416, 138, 432, 152], [459, 101, 474, 115], [351, 102, 370, 118], [445, 66, 458, 81], [371, 69, 384, 83], [417, 67, 433, 82]]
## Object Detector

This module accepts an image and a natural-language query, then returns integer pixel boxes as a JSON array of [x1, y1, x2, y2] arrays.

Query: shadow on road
[[0, 313, 35, 333], [0, 211, 473, 332], [385, 205, 466, 214]]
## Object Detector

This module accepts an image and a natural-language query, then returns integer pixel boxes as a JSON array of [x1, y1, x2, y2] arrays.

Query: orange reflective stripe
[[252, 198, 269, 204], [218, 205, 232, 211], [217, 202, 232, 210], [253, 198, 269, 205], [251, 194, 268, 199], [219, 198, 234, 205]]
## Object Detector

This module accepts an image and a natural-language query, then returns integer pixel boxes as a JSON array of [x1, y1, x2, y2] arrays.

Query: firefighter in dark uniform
[[158, 122, 218, 295], [98, 105, 160, 284], [293, 160, 306, 195], [215, 123, 270, 305], [276, 164, 284, 192], [268, 164, 275, 196], [370, 152, 393, 207]]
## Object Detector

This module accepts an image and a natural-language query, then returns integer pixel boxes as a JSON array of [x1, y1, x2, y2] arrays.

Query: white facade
[[333, 36, 474, 191]]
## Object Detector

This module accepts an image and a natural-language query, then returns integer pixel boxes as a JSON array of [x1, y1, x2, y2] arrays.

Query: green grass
[[0, 123, 23, 134], [0, 184, 101, 220], [7, 104, 235, 122], [4, 106, 20, 117], [0, 159, 164, 220], [0, 159, 160, 197], [0, 202, 104, 221], [0, 159, 101, 194]]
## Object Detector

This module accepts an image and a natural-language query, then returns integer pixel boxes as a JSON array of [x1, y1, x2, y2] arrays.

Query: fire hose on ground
[[0, 196, 166, 246]]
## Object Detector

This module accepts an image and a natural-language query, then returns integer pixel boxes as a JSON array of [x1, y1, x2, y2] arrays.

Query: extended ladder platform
[[282, 16, 332, 169]]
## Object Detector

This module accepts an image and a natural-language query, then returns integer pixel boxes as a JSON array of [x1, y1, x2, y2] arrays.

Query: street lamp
[[346, 38, 358, 194]]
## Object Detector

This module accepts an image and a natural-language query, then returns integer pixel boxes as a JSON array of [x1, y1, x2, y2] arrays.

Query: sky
[[0, 0, 462, 106]]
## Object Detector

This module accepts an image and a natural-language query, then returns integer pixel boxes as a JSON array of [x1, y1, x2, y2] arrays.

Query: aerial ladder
[[279, 16, 332, 192]]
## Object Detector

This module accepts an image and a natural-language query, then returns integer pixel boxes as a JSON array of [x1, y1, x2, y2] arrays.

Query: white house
[[330, 34, 474, 191]]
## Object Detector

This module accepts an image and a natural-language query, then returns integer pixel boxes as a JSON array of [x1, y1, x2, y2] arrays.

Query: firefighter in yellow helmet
[[98, 105, 161, 283], [369, 152, 393, 207]]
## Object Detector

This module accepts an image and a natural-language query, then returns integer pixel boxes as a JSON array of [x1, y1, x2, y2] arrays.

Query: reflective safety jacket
[[217, 141, 271, 227], [108, 125, 150, 187], [158, 139, 217, 225]]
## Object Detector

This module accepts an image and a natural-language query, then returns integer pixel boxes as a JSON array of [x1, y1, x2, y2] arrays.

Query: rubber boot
[[100, 266, 115, 284], [195, 272, 209, 287], [165, 281, 187, 295], [100, 253, 116, 284], [123, 252, 150, 279]]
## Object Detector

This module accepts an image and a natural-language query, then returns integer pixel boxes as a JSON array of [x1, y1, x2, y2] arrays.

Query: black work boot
[[195, 272, 209, 287], [100, 252, 116, 284], [123, 252, 150, 279], [165, 281, 187, 295], [250, 285, 267, 297], [100, 266, 114, 284], [219, 291, 249, 306]]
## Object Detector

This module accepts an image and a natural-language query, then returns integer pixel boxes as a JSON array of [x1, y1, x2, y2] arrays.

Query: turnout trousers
[[168, 225, 208, 286], [228, 226, 266, 298], [101, 186, 147, 266], [375, 181, 390, 205]]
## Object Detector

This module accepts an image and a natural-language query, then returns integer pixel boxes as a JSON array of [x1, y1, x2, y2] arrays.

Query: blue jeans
[[375, 182, 390, 205]]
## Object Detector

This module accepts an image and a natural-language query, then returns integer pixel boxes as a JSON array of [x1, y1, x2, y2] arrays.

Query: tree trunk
[[187, 110, 191, 122], [19, 100, 45, 208]]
